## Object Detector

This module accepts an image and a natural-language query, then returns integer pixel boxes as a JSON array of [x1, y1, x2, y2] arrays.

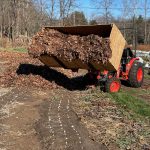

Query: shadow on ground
[[16, 64, 93, 91], [121, 80, 130, 87]]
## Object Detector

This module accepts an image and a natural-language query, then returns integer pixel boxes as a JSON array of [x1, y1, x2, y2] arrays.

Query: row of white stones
[[58, 99, 68, 148], [66, 99, 84, 150], [48, 102, 55, 146]]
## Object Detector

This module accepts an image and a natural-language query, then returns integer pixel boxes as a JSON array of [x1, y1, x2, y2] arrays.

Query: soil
[[0, 87, 107, 150], [0, 51, 106, 150], [0, 87, 42, 150]]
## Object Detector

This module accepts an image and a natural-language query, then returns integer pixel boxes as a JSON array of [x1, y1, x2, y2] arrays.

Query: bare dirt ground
[[0, 51, 150, 150], [0, 87, 107, 150]]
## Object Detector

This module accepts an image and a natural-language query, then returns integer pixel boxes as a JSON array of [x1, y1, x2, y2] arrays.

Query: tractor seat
[[121, 48, 134, 64]]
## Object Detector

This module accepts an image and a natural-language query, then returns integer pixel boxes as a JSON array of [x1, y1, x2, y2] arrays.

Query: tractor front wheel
[[105, 77, 121, 93]]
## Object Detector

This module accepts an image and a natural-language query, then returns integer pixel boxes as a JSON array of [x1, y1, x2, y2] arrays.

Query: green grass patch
[[13, 47, 27, 53], [145, 72, 150, 80], [126, 88, 150, 96], [108, 91, 150, 118], [0, 47, 27, 53], [116, 136, 134, 150]]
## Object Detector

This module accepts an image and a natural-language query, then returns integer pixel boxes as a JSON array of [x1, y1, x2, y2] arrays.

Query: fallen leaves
[[0, 51, 73, 89]]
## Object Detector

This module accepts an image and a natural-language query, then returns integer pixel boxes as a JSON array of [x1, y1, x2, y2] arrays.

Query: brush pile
[[28, 29, 112, 64]]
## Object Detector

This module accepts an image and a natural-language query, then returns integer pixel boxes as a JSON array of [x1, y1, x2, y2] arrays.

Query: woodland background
[[0, 0, 150, 48]]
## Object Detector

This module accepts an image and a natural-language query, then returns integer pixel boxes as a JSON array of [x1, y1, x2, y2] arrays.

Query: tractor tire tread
[[128, 61, 144, 88], [105, 77, 121, 93]]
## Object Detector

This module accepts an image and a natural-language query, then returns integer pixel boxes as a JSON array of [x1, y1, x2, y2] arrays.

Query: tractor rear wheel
[[128, 62, 144, 87], [105, 77, 121, 93]]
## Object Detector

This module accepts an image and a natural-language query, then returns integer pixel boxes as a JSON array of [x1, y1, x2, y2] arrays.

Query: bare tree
[[0, 0, 49, 46], [58, 0, 76, 26], [102, 0, 112, 24], [129, 0, 139, 17], [49, 0, 55, 20], [121, 0, 131, 38], [92, 0, 113, 24], [33, 0, 49, 27], [143, 0, 150, 44], [128, 0, 139, 50]]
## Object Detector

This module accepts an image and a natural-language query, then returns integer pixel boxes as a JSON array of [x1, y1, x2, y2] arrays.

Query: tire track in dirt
[[66, 98, 83, 148], [36, 90, 107, 150], [47, 96, 68, 149], [0, 88, 24, 120], [52, 94, 84, 149], [0, 88, 43, 150]]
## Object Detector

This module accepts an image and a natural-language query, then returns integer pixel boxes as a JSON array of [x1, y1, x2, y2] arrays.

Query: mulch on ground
[[0, 51, 74, 89]]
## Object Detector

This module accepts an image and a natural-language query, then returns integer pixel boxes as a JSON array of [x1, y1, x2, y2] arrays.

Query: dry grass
[[0, 38, 12, 48], [0, 36, 29, 48], [73, 89, 150, 150], [136, 45, 150, 51]]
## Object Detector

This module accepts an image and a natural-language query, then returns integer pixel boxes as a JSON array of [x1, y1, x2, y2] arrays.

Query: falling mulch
[[0, 51, 74, 89], [28, 29, 112, 64]]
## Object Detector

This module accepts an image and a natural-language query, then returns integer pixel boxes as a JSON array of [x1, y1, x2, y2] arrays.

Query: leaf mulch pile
[[0, 51, 74, 89], [28, 29, 112, 64]]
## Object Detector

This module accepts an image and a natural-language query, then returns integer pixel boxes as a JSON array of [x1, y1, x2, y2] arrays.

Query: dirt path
[[0, 87, 106, 150], [0, 60, 9, 76], [0, 88, 43, 150], [35, 90, 106, 150]]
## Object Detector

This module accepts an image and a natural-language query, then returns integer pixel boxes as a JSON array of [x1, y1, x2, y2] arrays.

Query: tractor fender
[[126, 58, 139, 74]]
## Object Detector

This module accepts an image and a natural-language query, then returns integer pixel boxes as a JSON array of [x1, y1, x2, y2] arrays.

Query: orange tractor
[[34, 24, 144, 93], [87, 48, 144, 92]]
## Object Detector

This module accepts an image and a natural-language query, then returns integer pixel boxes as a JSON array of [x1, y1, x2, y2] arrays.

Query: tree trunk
[[16, 0, 20, 37], [144, 0, 147, 44]]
